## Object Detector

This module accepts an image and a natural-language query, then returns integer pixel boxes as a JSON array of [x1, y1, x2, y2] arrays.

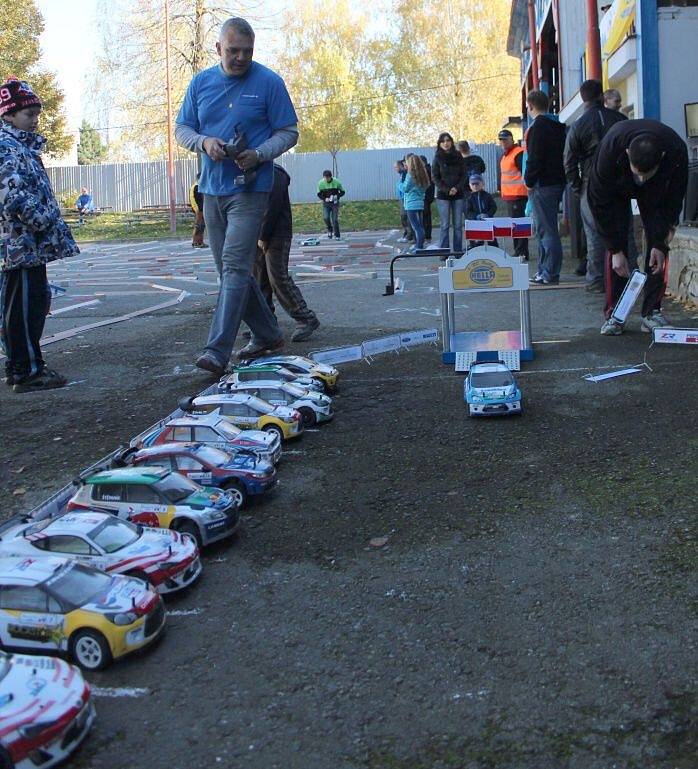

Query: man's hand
[[649, 248, 666, 275], [202, 137, 227, 162], [611, 251, 630, 278], [257, 240, 267, 251], [449, 187, 457, 197], [236, 149, 259, 171]]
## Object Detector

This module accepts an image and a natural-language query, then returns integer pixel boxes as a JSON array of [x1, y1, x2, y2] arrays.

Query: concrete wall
[[668, 226, 698, 304], [658, 5, 698, 143]]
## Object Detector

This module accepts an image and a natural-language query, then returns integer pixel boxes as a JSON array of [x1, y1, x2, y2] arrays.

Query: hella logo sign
[[469, 266, 496, 284]]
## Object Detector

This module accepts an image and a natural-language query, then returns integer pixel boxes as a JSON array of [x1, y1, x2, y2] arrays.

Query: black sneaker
[[13, 368, 67, 393]]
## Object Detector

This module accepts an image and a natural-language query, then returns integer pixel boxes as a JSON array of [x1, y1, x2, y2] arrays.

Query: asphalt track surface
[[0, 231, 696, 769]]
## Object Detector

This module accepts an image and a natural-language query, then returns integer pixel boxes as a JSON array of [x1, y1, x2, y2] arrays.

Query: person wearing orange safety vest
[[498, 129, 528, 260]]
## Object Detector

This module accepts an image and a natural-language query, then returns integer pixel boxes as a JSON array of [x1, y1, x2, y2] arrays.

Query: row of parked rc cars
[[0, 355, 338, 768]]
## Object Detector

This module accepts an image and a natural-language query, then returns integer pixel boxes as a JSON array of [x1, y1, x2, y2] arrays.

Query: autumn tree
[[387, 0, 520, 145], [88, 0, 273, 160], [279, 0, 396, 169], [0, 0, 72, 157]]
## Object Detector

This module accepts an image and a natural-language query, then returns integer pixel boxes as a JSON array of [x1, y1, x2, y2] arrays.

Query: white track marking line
[[50, 300, 101, 315], [168, 608, 203, 616], [92, 687, 150, 698]]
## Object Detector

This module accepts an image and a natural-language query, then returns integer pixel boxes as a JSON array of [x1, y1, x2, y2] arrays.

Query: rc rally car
[[464, 362, 522, 417], [0, 513, 201, 595], [220, 365, 324, 393], [243, 355, 339, 393], [115, 443, 276, 508], [180, 393, 303, 442], [0, 651, 95, 768], [221, 381, 333, 427], [133, 414, 282, 465], [0, 556, 165, 670], [67, 467, 240, 547]]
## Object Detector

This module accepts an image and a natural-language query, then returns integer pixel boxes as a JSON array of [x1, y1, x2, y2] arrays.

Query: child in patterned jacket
[[0, 78, 79, 392]]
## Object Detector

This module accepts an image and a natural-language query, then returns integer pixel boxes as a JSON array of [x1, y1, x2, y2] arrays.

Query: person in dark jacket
[[420, 155, 435, 242], [587, 119, 689, 335], [464, 174, 498, 248], [432, 132, 467, 252], [456, 140, 486, 184], [524, 90, 567, 285], [256, 165, 319, 342], [564, 79, 629, 291], [0, 78, 79, 392]]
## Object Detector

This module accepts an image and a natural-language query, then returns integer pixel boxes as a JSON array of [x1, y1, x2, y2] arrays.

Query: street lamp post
[[164, 0, 177, 235]]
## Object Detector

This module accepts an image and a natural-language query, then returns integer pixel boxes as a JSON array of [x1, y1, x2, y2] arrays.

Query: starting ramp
[[439, 225, 534, 366]]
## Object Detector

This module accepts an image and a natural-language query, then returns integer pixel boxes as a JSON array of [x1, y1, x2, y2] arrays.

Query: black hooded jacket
[[587, 119, 688, 255]]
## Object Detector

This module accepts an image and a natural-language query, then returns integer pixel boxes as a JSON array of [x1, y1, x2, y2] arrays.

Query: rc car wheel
[[297, 407, 316, 428], [70, 629, 112, 671], [175, 520, 202, 548], [0, 746, 13, 769], [262, 424, 284, 442], [223, 481, 246, 508]]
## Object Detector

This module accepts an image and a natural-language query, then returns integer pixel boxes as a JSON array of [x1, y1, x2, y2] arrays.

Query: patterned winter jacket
[[0, 122, 79, 271]]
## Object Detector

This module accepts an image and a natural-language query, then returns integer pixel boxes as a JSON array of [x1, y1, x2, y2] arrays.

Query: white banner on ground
[[583, 367, 643, 382], [362, 335, 402, 358], [652, 327, 698, 345], [611, 269, 646, 324], [399, 328, 439, 347], [310, 345, 364, 365]]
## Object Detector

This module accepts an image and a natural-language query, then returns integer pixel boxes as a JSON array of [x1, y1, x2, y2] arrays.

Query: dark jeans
[[505, 197, 529, 258], [1, 265, 49, 379], [254, 237, 318, 325], [406, 209, 425, 249], [423, 191, 434, 239], [322, 202, 340, 237], [529, 184, 564, 280]]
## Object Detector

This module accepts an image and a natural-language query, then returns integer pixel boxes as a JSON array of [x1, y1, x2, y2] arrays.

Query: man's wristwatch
[[255, 148, 263, 163]]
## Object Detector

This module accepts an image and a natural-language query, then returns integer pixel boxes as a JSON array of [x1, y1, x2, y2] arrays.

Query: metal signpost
[[438, 218, 534, 368]]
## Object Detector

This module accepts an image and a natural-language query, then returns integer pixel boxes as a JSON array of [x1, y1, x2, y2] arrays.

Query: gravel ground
[[0, 234, 695, 769]]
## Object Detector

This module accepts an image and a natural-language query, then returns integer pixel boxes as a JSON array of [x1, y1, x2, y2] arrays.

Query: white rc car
[[0, 650, 95, 768], [0, 513, 201, 595]]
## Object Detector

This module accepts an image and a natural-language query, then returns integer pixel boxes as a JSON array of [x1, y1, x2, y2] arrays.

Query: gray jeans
[[203, 192, 281, 364], [581, 191, 639, 284]]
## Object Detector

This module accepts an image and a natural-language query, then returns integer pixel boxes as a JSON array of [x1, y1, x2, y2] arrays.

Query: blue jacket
[[76, 193, 94, 211], [0, 122, 79, 270], [399, 173, 426, 211]]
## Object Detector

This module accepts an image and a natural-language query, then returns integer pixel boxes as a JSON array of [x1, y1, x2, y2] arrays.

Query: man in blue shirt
[[175, 17, 299, 375], [75, 187, 94, 225]]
